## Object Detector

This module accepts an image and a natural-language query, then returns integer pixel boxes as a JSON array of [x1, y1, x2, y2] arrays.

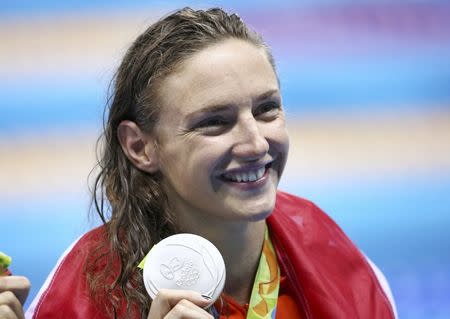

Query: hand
[[147, 289, 213, 319], [0, 276, 30, 319]]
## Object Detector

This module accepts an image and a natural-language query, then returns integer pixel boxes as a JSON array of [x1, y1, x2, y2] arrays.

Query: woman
[[1, 7, 396, 319]]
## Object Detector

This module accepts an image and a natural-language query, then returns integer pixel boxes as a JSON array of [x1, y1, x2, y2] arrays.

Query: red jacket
[[26, 192, 396, 318]]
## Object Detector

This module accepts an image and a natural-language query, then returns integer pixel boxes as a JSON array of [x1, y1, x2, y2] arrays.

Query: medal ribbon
[[246, 225, 280, 319]]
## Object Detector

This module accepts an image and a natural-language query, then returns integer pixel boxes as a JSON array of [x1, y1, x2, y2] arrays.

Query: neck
[[177, 216, 266, 305]]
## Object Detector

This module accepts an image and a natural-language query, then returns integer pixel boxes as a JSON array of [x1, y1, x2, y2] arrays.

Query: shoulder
[[26, 226, 110, 319], [271, 191, 398, 318], [274, 190, 325, 214], [270, 190, 343, 245], [275, 190, 314, 208], [273, 190, 333, 226], [363, 253, 398, 318]]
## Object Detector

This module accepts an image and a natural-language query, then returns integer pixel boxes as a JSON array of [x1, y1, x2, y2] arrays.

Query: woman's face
[[153, 39, 289, 224]]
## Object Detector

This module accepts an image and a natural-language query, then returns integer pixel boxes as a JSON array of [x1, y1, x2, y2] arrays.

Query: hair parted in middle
[[88, 7, 277, 318]]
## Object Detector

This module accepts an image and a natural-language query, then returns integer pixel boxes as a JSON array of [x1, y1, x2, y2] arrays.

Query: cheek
[[189, 139, 227, 170], [266, 120, 290, 152], [265, 121, 290, 175], [163, 140, 226, 184], [278, 125, 290, 151]]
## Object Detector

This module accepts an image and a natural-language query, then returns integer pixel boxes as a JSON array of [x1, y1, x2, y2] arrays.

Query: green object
[[0, 251, 12, 269], [246, 225, 280, 319], [138, 245, 155, 270], [138, 256, 147, 270]]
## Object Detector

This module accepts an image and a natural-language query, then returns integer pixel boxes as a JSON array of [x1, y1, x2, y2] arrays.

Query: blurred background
[[1, 0, 449, 318]]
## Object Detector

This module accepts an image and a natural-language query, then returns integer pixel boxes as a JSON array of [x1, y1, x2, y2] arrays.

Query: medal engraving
[[143, 233, 226, 305]]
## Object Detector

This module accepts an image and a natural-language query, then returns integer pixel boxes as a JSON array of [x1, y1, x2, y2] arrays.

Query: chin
[[246, 209, 274, 222], [239, 197, 276, 222]]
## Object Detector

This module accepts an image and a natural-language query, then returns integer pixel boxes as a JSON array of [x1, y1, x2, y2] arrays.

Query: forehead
[[157, 39, 279, 118]]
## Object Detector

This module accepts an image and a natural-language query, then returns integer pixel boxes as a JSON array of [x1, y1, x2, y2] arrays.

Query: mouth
[[220, 162, 273, 184]]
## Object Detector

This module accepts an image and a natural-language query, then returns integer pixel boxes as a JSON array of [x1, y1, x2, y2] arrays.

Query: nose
[[232, 117, 269, 161]]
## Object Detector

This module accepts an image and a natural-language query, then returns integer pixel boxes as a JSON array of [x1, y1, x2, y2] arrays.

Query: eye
[[254, 102, 281, 120], [193, 116, 231, 135], [196, 117, 228, 128]]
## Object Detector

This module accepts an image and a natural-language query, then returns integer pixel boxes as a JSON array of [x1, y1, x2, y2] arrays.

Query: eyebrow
[[253, 89, 280, 103], [185, 89, 280, 121]]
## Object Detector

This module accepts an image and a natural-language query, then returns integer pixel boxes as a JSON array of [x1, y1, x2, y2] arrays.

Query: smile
[[221, 163, 272, 183]]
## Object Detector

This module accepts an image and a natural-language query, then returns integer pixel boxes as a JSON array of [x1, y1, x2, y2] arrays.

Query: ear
[[117, 120, 159, 173]]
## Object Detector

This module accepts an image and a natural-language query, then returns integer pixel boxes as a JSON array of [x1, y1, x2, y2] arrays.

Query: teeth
[[224, 166, 266, 183], [256, 167, 265, 179]]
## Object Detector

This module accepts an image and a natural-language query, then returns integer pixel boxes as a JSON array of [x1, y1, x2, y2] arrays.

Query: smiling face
[[153, 38, 289, 226]]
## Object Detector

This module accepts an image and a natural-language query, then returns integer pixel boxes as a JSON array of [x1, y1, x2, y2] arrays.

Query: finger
[[0, 291, 24, 319], [0, 276, 31, 305], [148, 289, 211, 319], [0, 304, 18, 319], [164, 299, 213, 319]]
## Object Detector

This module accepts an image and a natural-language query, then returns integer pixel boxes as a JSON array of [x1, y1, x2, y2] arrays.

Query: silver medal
[[143, 233, 226, 306]]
